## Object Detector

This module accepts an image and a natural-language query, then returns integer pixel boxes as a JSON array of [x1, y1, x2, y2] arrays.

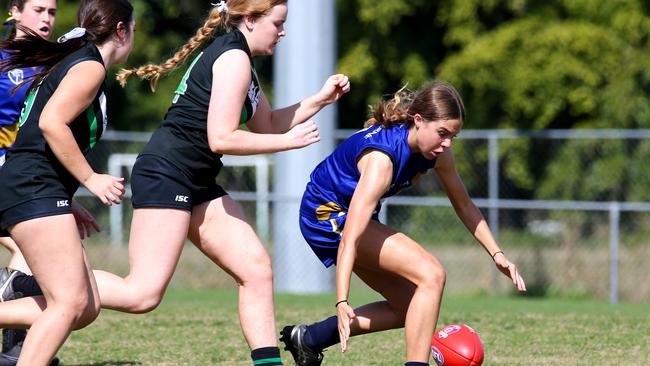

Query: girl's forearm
[[41, 124, 94, 184]]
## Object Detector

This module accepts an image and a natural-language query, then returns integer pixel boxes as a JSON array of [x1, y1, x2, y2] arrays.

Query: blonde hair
[[116, 0, 287, 91], [364, 82, 465, 128]]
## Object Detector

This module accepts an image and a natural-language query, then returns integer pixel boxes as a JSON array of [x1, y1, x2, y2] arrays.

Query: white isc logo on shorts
[[56, 200, 70, 207], [175, 195, 189, 203]]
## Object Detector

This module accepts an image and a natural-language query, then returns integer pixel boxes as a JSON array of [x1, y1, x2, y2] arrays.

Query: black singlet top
[[141, 28, 261, 180], [0, 43, 107, 209]]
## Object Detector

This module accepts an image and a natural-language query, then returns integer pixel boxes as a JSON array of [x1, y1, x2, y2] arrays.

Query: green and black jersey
[[0, 43, 107, 209], [141, 28, 261, 181]]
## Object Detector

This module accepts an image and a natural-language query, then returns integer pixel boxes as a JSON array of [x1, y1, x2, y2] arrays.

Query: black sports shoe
[[0, 343, 60, 366], [0, 268, 23, 302], [0, 270, 24, 366], [0, 268, 60, 366], [0, 346, 20, 366], [0, 330, 60, 366], [280, 325, 324, 366]]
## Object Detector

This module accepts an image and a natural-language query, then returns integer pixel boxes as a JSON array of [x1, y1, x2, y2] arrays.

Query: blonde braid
[[116, 8, 224, 91]]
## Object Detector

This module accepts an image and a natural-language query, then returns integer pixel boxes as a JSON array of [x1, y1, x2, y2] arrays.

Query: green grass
[[57, 289, 650, 366]]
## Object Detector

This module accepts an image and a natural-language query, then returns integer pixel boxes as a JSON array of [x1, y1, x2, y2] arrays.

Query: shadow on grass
[[67, 362, 142, 366]]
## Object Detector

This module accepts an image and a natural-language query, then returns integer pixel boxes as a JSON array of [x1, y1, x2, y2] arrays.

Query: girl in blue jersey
[[281, 82, 526, 366], [0, 0, 135, 364], [86, 1, 349, 365], [1, 0, 56, 165]]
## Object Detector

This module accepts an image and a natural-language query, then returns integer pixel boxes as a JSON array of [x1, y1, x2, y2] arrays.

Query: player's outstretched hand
[[493, 252, 527, 293], [84, 173, 125, 206], [316, 74, 351, 106], [337, 301, 356, 353], [284, 120, 320, 150], [71, 200, 101, 239]]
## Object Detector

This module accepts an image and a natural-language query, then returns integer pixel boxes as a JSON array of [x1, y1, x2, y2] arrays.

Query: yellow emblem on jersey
[[0, 122, 18, 149], [315, 201, 343, 221]]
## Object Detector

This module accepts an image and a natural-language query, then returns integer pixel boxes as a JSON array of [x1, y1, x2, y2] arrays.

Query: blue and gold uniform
[[0, 43, 107, 233], [131, 28, 260, 210], [299, 124, 437, 267], [0, 50, 40, 163]]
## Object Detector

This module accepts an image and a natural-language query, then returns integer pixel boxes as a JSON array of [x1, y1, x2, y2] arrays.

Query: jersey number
[[172, 52, 204, 104], [18, 85, 41, 128]]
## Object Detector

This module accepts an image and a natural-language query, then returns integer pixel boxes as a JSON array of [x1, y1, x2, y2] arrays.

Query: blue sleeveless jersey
[[300, 123, 437, 267], [0, 50, 40, 160]]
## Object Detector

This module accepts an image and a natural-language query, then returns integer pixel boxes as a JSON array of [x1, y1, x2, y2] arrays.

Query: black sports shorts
[[131, 154, 227, 211], [0, 197, 73, 234]]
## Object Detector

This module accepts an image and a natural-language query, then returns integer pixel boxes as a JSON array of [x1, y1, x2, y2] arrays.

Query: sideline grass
[[57, 288, 649, 365]]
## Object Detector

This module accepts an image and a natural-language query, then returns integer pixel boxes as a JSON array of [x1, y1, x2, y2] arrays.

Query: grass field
[[2, 242, 647, 365], [54, 288, 649, 366]]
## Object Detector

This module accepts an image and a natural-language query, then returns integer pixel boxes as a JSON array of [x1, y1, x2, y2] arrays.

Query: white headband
[[57, 27, 87, 43], [211, 1, 228, 14]]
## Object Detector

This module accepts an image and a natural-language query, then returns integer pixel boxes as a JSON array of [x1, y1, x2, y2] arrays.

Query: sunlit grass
[[55, 289, 649, 366]]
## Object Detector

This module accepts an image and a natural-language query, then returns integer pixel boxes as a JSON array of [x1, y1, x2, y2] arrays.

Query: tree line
[[50, 0, 650, 202]]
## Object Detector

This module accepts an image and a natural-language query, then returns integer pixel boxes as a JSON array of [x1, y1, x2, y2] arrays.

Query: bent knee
[[414, 259, 446, 291], [236, 252, 274, 287], [59, 295, 100, 330], [126, 291, 165, 314], [240, 267, 274, 290], [104, 282, 166, 314], [73, 305, 100, 330]]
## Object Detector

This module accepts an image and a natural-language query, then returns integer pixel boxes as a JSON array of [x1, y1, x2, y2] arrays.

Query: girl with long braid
[[88, 1, 349, 365]]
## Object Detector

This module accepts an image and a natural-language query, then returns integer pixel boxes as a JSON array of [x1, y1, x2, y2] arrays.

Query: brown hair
[[0, 0, 133, 90], [4, 1, 37, 40], [364, 82, 466, 128], [9, 0, 29, 14], [9, 0, 27, 8], [117, 0, 287, 91]]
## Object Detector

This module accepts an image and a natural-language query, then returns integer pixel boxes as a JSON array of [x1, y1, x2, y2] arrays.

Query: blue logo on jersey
[[8, 69, 24, 85]]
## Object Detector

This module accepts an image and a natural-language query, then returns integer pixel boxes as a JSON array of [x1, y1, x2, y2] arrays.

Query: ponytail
[[0, 0, 134, 91], [117, 0, 289, 91], [0, 25, 87, 91], [364, 86, 413, 128], [364, 82, 465, 129], [117, 8, 225, 91]]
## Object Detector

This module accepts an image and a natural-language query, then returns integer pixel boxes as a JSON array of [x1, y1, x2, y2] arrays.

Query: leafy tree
[[54, 0, 273, 132], [436, 0, 650, 201], [48, 0, 650, 203], [337, 0, 446, 128]]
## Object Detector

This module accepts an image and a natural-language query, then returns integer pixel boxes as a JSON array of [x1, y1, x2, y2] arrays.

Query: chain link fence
[[78, 129, 650, 304]]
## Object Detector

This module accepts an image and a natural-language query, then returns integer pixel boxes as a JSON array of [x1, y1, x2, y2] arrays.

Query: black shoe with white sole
[[280, 325, 324, 366]]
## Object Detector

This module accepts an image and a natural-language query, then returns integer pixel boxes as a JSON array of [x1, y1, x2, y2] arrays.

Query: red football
[[430, 324, 484, 366]]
